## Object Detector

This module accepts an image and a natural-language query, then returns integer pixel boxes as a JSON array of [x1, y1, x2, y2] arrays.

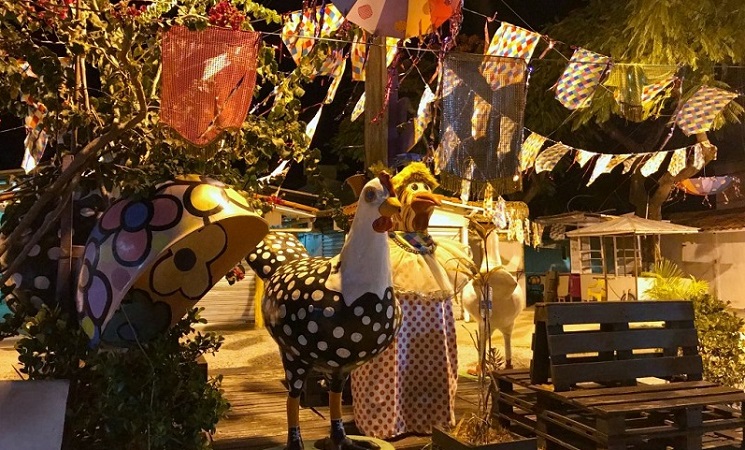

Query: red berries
[[208, 1, 246, 29]]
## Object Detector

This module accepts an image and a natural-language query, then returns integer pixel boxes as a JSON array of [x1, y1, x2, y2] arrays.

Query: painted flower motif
[[183, 182, 230, 218], [149, 223, 228, 300], [99, 194, 183, 267]]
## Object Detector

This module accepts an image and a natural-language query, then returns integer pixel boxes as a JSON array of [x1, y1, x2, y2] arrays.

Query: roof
[[565, 215, 699, 237], [668, 207, 745, 232], [534, 211, 614, 227]]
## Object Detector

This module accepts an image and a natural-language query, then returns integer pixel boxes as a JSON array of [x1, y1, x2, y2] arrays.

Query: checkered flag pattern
[[534, 143, 571, 173], [282, 5, 344, 66], [675, 86, 738, 136], [351, 34, 367, 81], [482, 22, 540, 90], [519, 132, 546, 171], [667, 148, 687, 177], [555, 48, 609, 110]]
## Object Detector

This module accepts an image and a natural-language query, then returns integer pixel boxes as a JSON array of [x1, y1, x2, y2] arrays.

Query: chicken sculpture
[[461, 227, 524, 372], [246, 172, 402, 450], [352, 162, 474, 438]]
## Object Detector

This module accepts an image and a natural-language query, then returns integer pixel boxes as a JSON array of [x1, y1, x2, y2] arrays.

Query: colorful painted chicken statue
[[351, 162, 473, 438], [246, 172, 402, 450]]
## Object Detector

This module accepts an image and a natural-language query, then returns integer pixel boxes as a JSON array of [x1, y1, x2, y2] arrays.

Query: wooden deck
[[212, 366, 486, 450]]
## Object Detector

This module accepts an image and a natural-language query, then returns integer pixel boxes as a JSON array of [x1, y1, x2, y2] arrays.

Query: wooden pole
[[364, 36, 388, 169]]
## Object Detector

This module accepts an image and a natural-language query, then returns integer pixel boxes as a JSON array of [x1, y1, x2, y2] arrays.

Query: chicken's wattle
[[372, 215, 393, 232]]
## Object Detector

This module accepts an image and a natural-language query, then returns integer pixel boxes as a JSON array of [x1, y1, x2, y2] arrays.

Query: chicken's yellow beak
[[378, 196, 401, 218]]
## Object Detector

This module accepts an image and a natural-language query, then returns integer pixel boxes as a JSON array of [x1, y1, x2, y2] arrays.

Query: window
[[578, 236, 640, 276]]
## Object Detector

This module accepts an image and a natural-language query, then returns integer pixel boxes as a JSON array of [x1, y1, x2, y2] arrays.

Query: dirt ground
[[0, 306, 538, 381]]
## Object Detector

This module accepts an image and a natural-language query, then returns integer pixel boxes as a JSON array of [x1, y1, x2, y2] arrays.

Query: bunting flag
[[554, 48, 609, 110], [350, 34, 367, 81], [22, 96, 48, 173], [534, 143, 571, 173], [482, 22, 540, 90], [413, 85, 436, 144], [639, 151, 668, 177], [667, 148, 687, 177], [641, 75, 676, 109], [574, 149, 595, 168], [587, 153, 613, 185], [675, 86, 739, 136], [282, 4, 344, 66], [441, 65, 461, 98], [520, 132, 546, 171], [305, 106, 323, 142], [316, 48, 345, 77], [436, 126, 460, 177], [622, 154, 641, 173], [604, 65, 677, 121], [351, 92, 365, 121], [323, 59, 346, 104], [385, 37, 399, 68], [471, 94, 491, 139], [692, 143, 705, 169], [606, 153, 632, 173]]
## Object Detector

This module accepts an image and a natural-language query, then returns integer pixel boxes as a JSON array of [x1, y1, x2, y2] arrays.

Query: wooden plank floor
[[212, 366, 486, 450]]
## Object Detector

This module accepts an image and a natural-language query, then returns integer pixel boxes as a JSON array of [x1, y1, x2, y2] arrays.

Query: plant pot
[[432, 426, 537, 450]]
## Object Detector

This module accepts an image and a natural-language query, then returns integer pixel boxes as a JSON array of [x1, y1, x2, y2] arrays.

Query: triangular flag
[[413, 85, 436, 144], [622, 154, 641, 174], [520, 132, 547, 171], [281, 5, 344, 67], [587, 153, 613, 185], [385, 37, 399, 68], [555, 48, 609, 110], [667, 148, 687, 177], [675, 86, 738, 136], [693, 143, 705, 169], [351, 93, 365, 121], [640, 151, 668, 177], [324, 59, 346, 104], [574, 149, 595, 168], [535, 143, 571, 173], [435, 126, 461, 175], [471, 94, 491, 139], [305, 106, 323, 142], [350, 34, 367, 81], [606, 153, 632, 173]]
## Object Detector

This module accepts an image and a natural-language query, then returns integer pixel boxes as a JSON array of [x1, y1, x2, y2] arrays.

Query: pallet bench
[[492, 301, 745, 450]]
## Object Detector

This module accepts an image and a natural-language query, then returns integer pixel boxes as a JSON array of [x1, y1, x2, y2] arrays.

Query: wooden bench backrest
[[530, 301, 703, 392]]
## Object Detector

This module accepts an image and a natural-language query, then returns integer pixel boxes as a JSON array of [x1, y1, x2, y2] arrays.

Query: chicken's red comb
[[378, 171, 395, 197]]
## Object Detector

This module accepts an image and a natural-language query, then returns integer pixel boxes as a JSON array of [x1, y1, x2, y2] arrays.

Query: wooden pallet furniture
[[493, 301, 745, 450]]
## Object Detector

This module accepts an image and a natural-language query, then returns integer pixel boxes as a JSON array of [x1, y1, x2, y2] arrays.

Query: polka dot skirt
[[351, 293, 458, 439]]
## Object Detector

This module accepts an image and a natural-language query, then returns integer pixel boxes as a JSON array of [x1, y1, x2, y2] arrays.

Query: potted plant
[[432, 221, 536, 450]]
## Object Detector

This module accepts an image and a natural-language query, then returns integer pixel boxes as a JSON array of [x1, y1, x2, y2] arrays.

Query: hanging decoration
[[639, 151, 668, 177], [324, 59, 347, 104], [413, 84, 436, 144], [554, 48, 609, 110], [305, 106, 324, 142], [520, 131, 546, 171], [675, 86, 739, 136], [604, 65, 677, 122], [574, 149, 595, 168], [351, 92, 365, 121], [622, 154, 641, 174], [160, 26, 261, 146], [350, 34, 367, 81], [587, 153, 613, 186], [482, 22, 540, 90], [281, 4, 344, 66], [667, 148, 687, 177], [534, 143, 571, 173], [332, 0, 459, 39], [437, 52, 527, 196], [677, 176, 738, 196], [21, 95, 48, 173], [692, 143, 705, 169]]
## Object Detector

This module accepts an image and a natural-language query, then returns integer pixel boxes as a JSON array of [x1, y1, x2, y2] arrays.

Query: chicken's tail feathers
[[245, 232, 310, 280]]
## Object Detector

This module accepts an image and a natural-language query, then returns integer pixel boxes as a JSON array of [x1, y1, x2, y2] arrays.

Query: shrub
[[14, 306, 228, 450]]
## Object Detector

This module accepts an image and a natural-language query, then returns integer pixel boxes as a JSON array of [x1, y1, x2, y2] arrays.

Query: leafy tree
[[0, 0, 346, 310], [525, 1, 745, 226]]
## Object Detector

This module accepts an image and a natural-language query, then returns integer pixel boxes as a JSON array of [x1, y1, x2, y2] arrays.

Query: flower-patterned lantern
[[76, 176, 269, 346]]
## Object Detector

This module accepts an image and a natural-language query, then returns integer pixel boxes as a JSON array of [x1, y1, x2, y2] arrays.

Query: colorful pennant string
[[639, 151, 668, 177], [587, 154, 613, 185], [323, 59, 346, 104], [413, 85, 436, 144], [482, 23, 539, 90], [574, 149, 595, 168], [351, 92, 365, 121], [667, 148, 687, 177]]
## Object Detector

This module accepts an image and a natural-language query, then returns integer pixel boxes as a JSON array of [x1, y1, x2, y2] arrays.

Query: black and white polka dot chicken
[[246, 172, 402, 450]]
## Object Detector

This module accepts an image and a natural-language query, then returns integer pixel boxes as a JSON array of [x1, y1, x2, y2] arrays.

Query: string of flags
[[520, 128, 717, 186]]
